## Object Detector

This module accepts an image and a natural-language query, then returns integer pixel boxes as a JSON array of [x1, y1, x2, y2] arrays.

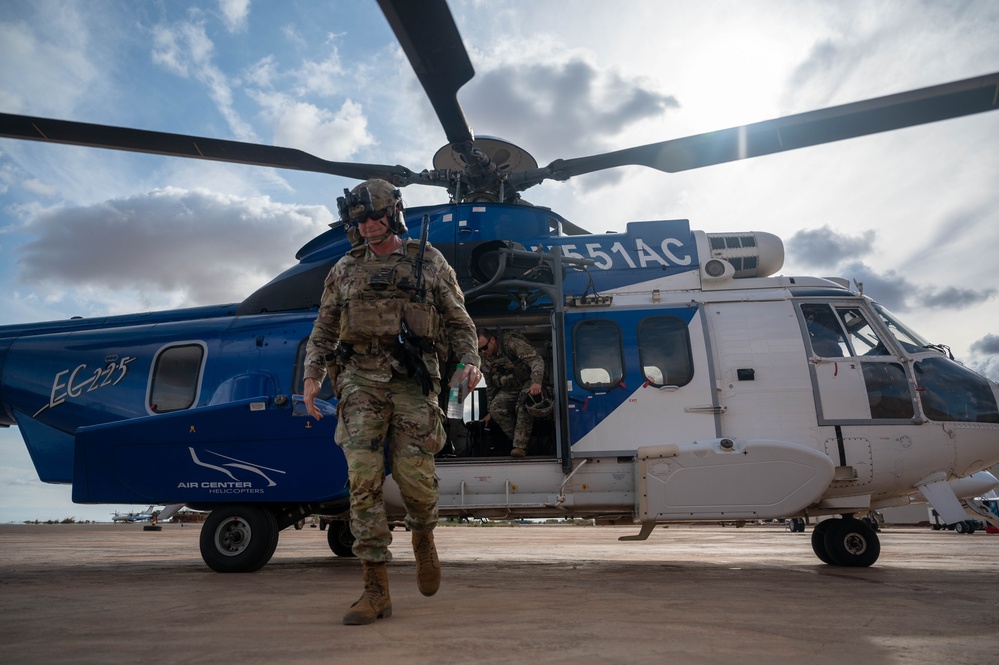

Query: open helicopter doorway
[[438, 319, 560, 463]]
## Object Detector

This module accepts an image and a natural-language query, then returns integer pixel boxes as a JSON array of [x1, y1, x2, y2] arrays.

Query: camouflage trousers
[[488, 386, 534, 450], [334, 372, 446, 562]]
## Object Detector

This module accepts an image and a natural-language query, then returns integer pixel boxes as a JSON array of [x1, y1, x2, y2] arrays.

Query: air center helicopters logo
[[178, 447, 286, 494]]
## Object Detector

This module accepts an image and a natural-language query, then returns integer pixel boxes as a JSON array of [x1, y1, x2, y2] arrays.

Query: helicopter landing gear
[[327, 520, 357, 558], [810, 517, 880, 567], [199, 505, 279, 573], [786, 517, 806, 533]]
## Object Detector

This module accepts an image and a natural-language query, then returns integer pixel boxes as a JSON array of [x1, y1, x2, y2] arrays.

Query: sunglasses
[[353, 208, 389, 223], [478, 339, 490, 352]]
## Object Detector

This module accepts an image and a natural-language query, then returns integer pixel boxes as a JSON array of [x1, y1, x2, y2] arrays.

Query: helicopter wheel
[[199, 505, 279, 573], [810, 520, 835, 564], [327, 520, 357, 558], [822, 517, 881, 567], [954, 520, 974, 534]]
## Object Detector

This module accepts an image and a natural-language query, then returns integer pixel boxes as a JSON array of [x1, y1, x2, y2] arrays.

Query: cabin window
[[638, 316, 693, 387], [149, 343, 205, 413], [293, 339, 334, 402], [573, 319, 624, 390]]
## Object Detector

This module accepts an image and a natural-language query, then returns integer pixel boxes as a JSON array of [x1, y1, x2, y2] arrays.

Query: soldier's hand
[[455, 364, 482, 392], [303, 377, 323, 420], [529, 382, 542, 397]]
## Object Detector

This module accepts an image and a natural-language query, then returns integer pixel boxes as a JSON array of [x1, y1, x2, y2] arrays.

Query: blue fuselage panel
[[72, 397, 347, 505]]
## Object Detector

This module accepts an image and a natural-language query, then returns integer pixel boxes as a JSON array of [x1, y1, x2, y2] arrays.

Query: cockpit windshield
[[868, 304, 999, 423], [871, 303, 930, 354]]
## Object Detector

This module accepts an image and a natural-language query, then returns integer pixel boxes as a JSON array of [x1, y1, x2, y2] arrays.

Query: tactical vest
[[338, 241, 443, 349], [489, 331, 535, 390]]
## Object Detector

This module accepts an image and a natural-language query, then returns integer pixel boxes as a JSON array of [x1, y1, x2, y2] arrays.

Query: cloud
[[459, 56, 679, 163], [967, 334, 999, 381], [151, 18, 256, 142], [784, 227, 997, 313], [827, 260, 996, 314], [252, 93, 376, 160], [971, 334, 999, 356], [921, 286, 999, 310], [15, 187, 333, 308], [786, 226, 877, 269], [0, 7, 101, 117], [219, 0, 250, 33]]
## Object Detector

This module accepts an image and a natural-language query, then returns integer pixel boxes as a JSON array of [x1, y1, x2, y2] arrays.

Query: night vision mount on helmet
[[337, 178, 407, 236]]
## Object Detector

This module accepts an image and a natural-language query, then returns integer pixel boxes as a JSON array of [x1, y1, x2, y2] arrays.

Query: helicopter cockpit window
[[293, 339, 334, 402], [915, 356, 999, 423], [801, 304, 850, 357], [638, 316, 693, 387], [863, 362, 915, 419], [871, 303, 929, 354], [573, 319, 624, 390], [835, 307, 890, 356], [149, 343, 205, 413]]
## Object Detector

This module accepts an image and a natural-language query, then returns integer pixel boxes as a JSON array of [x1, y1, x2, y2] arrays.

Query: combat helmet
[[337, 178, 406, 244]]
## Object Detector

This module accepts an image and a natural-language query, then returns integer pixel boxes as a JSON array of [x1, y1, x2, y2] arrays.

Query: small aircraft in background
[[110, 506, 157, 523]]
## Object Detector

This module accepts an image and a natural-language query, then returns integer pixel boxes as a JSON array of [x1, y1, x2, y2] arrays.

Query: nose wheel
[[810, 517, 881, 567]]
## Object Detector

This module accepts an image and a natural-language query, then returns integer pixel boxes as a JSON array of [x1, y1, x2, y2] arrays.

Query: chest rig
[[339, 241, 442, 351], [487, 332, 534, 389]]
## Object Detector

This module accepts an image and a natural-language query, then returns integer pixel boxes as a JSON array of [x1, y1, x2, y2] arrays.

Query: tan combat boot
[[412, 529, 441, 596], [342, 561, 392, 625]]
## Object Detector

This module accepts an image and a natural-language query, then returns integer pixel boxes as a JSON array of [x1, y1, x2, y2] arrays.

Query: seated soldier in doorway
[[476, 328, 546, 458]]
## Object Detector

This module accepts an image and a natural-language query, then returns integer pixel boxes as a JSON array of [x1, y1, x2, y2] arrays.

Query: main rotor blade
[[377, 0, 474, 145], [532, 70, 999, 183], [0, 112, 415, 184]]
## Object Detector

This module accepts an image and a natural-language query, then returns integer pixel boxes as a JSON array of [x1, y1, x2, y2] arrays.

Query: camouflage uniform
[[481, 331, 546, 452], [304, 239, 479, 562]]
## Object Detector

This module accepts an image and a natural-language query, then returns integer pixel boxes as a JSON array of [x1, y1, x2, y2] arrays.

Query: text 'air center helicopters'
[[2, 0, 999, 573]]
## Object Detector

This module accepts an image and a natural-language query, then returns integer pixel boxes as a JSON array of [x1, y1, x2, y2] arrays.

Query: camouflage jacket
[[304, 239, 479, 390], [481, 331, 545, 401]]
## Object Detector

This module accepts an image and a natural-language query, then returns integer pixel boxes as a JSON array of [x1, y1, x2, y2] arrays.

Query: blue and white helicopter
[[2, 0, 999, 572]]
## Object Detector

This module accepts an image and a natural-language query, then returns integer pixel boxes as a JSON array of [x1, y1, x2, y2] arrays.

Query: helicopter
[[1, 0, 999, 572]]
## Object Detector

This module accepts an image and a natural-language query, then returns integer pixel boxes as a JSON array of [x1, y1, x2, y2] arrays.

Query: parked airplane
[[1, 0, 998, 572], [111, 506, 156, 523]]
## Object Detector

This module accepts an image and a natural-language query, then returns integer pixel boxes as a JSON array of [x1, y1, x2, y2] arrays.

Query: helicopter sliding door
[[563, 305, 717, 455], [706, 300, 820, 447]]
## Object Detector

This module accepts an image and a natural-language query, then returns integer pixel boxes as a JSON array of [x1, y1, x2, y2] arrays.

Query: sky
[[1, 0, 998, 522]]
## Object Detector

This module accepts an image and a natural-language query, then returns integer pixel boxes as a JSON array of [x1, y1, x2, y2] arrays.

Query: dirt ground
[[1, 522, 998, 665]]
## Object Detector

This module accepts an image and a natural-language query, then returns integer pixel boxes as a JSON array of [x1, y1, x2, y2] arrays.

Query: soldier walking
[[303, 179, 481, 625]]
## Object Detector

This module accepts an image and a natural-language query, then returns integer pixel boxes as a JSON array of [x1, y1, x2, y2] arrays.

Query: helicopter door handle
[[683, 405, 727, 414]]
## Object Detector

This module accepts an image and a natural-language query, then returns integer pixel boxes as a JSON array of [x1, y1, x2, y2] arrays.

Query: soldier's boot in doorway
[[342, 561, 392, 625], [412, 528, 441, 596]]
